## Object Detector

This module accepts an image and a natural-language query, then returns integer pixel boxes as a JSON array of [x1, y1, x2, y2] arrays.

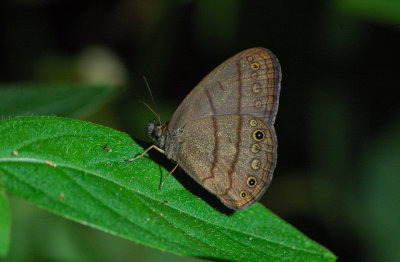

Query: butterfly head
[[146, 120, 168, 148]]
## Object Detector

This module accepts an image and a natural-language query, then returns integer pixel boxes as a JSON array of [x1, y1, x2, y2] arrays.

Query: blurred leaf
[[337, 0, 400, 24], [0, 116, 336, 261], [358, 118, 400, 262], [0, 84, 117, 119], [0, 189, 10, 257]]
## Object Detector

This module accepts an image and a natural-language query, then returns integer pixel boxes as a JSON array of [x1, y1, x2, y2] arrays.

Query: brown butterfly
[[128, 47, 281, 209]]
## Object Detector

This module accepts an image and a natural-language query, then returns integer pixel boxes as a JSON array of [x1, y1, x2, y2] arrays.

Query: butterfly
[[128, 47, 281, 209]]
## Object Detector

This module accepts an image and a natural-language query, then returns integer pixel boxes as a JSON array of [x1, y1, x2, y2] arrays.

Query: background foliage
[[1, 0, 399, 261]]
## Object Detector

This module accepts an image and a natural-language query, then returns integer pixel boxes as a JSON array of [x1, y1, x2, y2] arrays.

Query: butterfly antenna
[[140, 100, 162, 126], [142, 75, 159, 114]]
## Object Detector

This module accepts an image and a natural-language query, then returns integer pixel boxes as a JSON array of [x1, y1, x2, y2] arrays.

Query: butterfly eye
[[252, 83, 261, 93], [247, 177, 257, 187], [253, 130, 265, 141], [251, 159, 261, 170], [251, 143, 261, 153], [249, 119, 258, 127], [254, 100, 262, 108], [251, 62, 260, 70], [240, 191, 247, 199]]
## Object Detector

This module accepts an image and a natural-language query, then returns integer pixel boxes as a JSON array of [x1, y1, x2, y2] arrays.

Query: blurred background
[[1, 0, 400, 261]]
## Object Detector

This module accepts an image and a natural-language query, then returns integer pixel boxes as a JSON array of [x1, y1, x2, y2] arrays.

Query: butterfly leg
[[159, 164, 178, 189], [125, 144, 165, 162]]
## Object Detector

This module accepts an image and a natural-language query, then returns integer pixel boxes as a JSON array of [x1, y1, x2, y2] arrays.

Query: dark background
[[1, 0, 399, 261]]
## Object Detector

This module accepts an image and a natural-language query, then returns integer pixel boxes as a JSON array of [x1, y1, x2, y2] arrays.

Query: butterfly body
[[144, 47, 281, 209]]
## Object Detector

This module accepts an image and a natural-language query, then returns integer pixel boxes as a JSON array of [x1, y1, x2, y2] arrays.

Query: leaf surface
[[0, 116, 336, 261]]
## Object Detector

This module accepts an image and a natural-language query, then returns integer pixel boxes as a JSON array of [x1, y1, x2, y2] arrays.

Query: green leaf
[[337, 0, 400, 24], [0, 84, 117, 119], [0, 189, 10, 257], [0, 116, 336, 261]]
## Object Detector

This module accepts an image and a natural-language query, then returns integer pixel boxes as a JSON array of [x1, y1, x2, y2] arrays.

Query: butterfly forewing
[[168, 47, 281, 131]]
